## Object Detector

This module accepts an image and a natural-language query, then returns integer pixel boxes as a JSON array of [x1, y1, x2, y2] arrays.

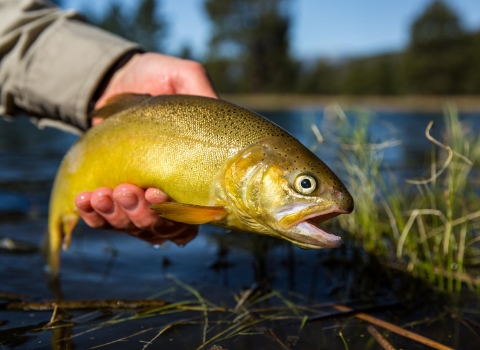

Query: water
[[1, 111, 479, 349]]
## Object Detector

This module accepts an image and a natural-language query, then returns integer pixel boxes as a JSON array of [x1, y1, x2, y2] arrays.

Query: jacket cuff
[[17, 18, 140, 131]]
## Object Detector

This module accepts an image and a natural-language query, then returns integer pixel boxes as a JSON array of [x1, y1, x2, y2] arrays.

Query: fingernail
[[115, 193, 139, 211], [93, 196, 115, 214], [76, 195, 93, 212], [146, 188, 169, 203]]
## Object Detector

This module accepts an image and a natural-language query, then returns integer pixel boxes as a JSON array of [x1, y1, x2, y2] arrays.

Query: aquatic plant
[[10, 279, 454, 349], [314, 104, 480, 293]]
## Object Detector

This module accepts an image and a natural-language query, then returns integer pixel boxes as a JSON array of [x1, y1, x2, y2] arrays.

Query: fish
[[47, 94, 354, 275]]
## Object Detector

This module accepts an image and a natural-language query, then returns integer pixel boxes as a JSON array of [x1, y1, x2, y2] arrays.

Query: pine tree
[[403, 0, 469, 94], [204, 0, 297, 93], [95, 0, 166, 53]]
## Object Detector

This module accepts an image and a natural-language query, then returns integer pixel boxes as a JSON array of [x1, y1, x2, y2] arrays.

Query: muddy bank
[[222, 94, 480, 112]]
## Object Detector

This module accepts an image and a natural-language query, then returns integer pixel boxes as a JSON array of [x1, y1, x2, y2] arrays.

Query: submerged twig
[[7, 299, 167, 311], [0, 291, 26, 300], [141, 317, 202, 350], [307, 302, 399, 322], [266, 329, 289, 350], [233, 284, 258, 311], [367, 325, 396, 350], [333, 304, 454, 350], [89, 327, 156, 349], [198, 315, 284, 350], [47, 305, 59, 326]]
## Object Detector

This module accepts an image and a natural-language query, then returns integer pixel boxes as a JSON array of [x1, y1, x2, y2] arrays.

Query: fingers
[[75, 190, 112, 229], [174, 60, 218, 99], [75, 185, 198, 246], [113, 184, 162, 233], [76, 187, 136, 232], [94, 52, 218, 111], [91, 117, 103, 127], [145, 187, 170, 203]]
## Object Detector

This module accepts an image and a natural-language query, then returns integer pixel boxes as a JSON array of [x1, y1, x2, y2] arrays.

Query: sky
[[64, 0, 480, 60]]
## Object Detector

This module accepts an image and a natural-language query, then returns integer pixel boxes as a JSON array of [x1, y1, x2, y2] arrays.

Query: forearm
[[0, 0, 140, 133]]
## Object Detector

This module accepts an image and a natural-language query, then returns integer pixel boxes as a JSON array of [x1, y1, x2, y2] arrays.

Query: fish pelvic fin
[[89, 93, 151, 120], [150, 202, 227, 225], [45, 213, 79, 276], [62, 214, 79, 250]]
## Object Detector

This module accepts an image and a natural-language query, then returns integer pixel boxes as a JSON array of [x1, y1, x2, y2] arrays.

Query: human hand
[[75, 184, 198, 246], [76, 53, 215, 245], [93, 52, 218, 124]]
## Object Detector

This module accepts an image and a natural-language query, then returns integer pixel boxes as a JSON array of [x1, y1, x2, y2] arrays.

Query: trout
[[48, 94, 354, 274]]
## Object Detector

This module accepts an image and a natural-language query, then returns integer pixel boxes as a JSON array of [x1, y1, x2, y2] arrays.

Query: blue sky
[[64, 0, 480, 60]]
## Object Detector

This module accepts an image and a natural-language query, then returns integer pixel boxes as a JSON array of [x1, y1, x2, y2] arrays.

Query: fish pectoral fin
[[150, 202, 227, 225], [89, 93, 152, 119]]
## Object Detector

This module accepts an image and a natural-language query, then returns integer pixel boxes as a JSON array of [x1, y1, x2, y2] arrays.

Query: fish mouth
[[275, 204, 351, 249]]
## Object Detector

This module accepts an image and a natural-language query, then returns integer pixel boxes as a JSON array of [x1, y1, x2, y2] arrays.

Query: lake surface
[[1, 109, 479, 349]]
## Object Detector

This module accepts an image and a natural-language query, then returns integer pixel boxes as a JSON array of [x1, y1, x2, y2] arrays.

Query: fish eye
[[294, 174, 317, 195]]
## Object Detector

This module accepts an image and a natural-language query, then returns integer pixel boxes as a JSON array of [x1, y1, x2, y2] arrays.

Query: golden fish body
[[48, 95, 354, 274]]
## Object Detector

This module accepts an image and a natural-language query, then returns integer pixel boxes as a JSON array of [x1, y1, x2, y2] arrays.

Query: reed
[[35, 281, 454, 349], [314, 104, 480, 292]]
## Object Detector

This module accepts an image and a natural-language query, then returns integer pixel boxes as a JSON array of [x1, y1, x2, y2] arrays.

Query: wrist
[[90, 50, 143, 114]]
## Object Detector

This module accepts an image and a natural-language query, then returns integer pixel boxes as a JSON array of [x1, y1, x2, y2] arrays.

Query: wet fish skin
[[48, 94, 354, 274]]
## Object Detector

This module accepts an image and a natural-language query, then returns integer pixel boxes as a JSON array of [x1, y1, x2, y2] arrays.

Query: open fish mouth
[[296, 215, 343, 248], [275, 204, 351, 249]]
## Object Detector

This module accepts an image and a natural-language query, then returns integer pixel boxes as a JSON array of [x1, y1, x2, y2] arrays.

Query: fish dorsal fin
[[150, 202, 227, 225], [89, 93, 151, 120]]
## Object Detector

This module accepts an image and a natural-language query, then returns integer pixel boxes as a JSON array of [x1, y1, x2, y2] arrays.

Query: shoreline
[[220, 94, 480, 113]]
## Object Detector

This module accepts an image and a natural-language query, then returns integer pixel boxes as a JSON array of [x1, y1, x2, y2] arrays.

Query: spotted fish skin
[[48, 95, 354, 274]]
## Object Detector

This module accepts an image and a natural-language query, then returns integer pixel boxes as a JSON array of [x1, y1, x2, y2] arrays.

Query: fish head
[[222, 136, 354, 249]]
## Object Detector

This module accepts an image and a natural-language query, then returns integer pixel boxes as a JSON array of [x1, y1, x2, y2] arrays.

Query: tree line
[[61, 0, 480, 95]]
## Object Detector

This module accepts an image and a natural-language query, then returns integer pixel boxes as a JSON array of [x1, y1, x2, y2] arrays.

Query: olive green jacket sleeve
[[0, 0, 141, 134]]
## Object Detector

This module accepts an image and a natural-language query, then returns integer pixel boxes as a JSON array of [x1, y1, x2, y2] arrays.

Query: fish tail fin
[[45, 212, 79, 276]]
